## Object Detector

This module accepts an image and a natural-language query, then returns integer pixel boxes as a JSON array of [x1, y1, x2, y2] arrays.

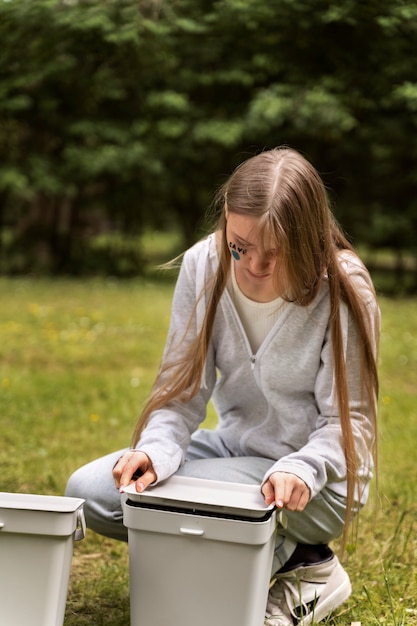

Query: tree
[[1, 0, 416, 285], [0, 0, 165, 272]]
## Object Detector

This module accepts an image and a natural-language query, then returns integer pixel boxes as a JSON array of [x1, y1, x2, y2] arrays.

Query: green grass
[[0, 277, 416, 625]]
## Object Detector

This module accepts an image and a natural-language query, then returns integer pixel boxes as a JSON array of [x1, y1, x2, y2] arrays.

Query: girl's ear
[[224, 201, 229, 220]]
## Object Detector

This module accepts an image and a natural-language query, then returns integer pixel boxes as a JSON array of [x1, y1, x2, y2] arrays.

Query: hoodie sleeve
[[262, 254, 380, 503], [135, 240, 217, 483]]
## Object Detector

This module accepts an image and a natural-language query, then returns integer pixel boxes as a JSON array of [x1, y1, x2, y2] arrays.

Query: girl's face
[[225, 211, 280, 302]]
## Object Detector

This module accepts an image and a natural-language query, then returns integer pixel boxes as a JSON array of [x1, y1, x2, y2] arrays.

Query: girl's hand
[[112, 450, 157, 493], [261, 471, 310, 511]]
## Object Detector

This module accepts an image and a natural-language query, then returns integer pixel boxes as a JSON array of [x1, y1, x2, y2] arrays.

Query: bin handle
[[179, 527, 205, 537], [74, 507, 86, 541]]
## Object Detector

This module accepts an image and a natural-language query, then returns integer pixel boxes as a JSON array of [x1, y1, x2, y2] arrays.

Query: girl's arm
[[123, 242, 217, 487]]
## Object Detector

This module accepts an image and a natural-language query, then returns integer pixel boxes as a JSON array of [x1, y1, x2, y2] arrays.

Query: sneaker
[[264, 555, 352, 625]]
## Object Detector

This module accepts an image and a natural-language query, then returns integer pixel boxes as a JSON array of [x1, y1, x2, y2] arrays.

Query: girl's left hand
[[261, 471, 310, 511]]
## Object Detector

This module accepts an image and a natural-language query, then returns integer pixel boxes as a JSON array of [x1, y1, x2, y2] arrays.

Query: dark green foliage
[[0, 0, 416, 284]]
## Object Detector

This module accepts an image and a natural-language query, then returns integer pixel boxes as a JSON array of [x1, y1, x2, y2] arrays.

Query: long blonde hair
[[132, 147, 379, 543]]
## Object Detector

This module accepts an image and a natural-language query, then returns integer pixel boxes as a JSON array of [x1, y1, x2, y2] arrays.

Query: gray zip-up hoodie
[[137, 235, 380, 504]]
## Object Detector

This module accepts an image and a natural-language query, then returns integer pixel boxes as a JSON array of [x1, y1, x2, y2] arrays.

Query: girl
[[66, 147, 380, 625]]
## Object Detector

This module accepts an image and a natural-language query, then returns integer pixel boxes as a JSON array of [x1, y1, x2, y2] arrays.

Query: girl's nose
[[249, 250, 270, 273]]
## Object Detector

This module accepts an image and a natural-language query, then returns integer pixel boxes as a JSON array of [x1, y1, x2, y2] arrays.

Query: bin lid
[[124, 475, 275, 517], [0, 492, 85, 513]]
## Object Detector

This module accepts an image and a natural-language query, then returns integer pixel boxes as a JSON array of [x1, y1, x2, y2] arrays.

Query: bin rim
[[123, 475, 274, 517], [0, 492, 85, 514]]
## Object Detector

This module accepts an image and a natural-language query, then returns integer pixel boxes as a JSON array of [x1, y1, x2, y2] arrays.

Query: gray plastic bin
[[123, 476, 285, 626], [0, 492, 85, 626]]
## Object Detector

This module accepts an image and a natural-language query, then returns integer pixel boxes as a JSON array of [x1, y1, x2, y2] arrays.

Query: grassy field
[[0, 275, 416, 625]]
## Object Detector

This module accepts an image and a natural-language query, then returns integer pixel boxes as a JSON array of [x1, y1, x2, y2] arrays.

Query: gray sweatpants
[[65, 429, 347, 572]]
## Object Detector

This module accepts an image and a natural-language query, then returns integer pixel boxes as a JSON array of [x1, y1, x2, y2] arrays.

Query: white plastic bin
[[0, 492, 85, 626], [123, 476, 285, 626]]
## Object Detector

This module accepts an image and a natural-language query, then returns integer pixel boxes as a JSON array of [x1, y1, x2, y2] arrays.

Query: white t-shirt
[[229, 266, 285, 352]]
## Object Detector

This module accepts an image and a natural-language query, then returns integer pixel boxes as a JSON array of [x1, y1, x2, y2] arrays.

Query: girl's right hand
[[112, 449, 157, 493]]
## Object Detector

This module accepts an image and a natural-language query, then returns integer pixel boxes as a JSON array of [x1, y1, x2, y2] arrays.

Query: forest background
[[1, 0, 417, 293]]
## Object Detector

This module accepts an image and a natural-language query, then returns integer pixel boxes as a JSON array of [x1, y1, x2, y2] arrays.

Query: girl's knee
[[65, 465, 90, 500]]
